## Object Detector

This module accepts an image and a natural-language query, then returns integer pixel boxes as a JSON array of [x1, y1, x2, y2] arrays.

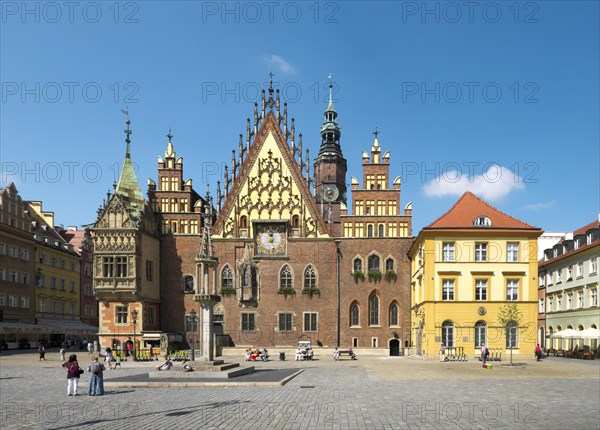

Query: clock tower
[[313, 76, 347, 236]]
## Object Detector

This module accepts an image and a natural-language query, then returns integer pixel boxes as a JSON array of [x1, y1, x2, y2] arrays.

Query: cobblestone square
[[1, 349, 598, 429]]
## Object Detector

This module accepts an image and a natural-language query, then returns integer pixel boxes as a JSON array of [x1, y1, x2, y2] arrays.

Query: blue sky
[[1, 1, 598, 233]]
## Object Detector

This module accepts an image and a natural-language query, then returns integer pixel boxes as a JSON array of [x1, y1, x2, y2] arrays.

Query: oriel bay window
[[102, 256, 129, 278], [116, 257, 128, 277], [102, 257, 114, 277]]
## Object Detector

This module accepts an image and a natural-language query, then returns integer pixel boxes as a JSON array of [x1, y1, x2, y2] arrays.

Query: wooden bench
[[337, 349, 357, 360]]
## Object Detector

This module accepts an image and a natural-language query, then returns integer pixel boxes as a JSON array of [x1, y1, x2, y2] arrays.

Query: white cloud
[[422, 164, 525, 201], [264, 54, 296, 76], [523, 199, 556, 211]]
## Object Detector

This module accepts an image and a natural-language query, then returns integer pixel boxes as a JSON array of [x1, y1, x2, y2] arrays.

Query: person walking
[[439, 343, 446, 362], [38, 344, 47, 361], [87, 356, 105, 396], [105, 346, 113, 370], [333, 347, 340, 361], [481, 344, 490, 368], [535, 344, 543, 361], [114, 353, 122, 369], [61, 354, 82, 396]]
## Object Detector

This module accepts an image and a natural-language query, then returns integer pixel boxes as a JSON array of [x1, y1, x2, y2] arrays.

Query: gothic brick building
[[93, 79, 414, 354]]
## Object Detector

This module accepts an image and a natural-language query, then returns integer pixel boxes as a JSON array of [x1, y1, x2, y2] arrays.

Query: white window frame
[[475, 279, 487, 301], [303, 312, 318, 332], [442, 242, 455, 262], [507, 242, 519, 262], [442, 279, 455, 301], [506, 280, 519, 301], [475, 243, 487, 262]]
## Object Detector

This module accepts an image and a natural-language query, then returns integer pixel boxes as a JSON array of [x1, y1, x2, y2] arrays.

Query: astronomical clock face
[[255, 223, 287, 257]]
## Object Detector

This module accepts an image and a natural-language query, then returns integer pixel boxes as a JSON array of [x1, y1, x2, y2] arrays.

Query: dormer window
[[587, 233, 593, 245], [473, 216, 492, 227]]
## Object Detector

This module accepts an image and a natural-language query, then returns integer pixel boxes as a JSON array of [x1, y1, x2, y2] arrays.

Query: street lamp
[[189, 309, 197, 361], [131, 309, 138, 362]]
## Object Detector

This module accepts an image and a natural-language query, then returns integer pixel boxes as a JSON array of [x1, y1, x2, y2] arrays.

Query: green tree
[[497, 303, 528, 365]]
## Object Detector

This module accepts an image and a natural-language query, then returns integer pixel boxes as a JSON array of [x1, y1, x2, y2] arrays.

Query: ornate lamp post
[[131, 309, 138, 361], [189, 309, 197, 361]]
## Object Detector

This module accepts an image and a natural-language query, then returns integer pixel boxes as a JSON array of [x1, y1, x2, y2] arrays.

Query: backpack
[[69, 362, 79, 376], [90, 362, 101, 375]]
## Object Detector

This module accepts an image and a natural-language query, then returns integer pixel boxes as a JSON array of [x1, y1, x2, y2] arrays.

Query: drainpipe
[[334, 239, 341, 348]]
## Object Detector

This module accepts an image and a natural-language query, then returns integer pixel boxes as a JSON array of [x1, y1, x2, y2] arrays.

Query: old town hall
[[92, 78, 413, 355]]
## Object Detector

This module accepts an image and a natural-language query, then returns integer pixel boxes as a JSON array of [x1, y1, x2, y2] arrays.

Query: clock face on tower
[[255, 222, 287, 257]]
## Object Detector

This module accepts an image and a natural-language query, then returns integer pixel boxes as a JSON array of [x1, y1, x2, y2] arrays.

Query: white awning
[[0, 322, 42, 332], [36, 319, 98, 333], [142, 333, 163, 339]]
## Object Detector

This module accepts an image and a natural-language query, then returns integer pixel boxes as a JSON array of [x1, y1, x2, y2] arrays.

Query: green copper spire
[[115, 116, 145, 218], [319, 73, 342, 157], [327, 73, 335, 112]]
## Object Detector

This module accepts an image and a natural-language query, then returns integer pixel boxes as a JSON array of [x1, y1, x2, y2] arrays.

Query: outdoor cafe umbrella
[[579, 328, 600, 339], [550, 329, 579, 338]]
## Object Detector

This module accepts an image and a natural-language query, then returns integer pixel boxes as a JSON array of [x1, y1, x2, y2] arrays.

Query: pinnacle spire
[[319, 73, 342, 157], [327, 73, 335, 112], [115, 115, 144, 218]]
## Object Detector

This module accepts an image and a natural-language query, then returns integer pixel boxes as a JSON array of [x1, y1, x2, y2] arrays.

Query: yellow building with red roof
[[408, 192, 543, 359]]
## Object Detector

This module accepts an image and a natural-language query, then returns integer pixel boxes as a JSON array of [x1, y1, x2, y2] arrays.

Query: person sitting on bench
[[348, 347, 357, 360]]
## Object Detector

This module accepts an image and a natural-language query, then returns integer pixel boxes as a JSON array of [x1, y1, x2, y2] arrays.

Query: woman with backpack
[[61, 354, 82, 396], [87, 356, 105, 396]]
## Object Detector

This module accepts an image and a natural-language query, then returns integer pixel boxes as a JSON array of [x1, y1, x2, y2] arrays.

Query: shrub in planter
[[384, 271, 397, 282], [368, 270, 382, 283], [352, 271, 365, 283]]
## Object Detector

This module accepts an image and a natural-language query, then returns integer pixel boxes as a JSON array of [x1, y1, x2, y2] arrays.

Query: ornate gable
[[214, 113, 328, 238], [95, 195, 138, 230]]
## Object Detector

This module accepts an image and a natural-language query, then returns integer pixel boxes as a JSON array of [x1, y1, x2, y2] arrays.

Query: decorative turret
[[313, 74, 347, 213], [114, 115, 145, 219], [318, 74, 342, 157]]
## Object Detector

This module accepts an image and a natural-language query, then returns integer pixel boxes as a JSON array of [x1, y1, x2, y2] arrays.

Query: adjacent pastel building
[[409, 192, 542, 358], [540, 219, 599, 351], [0, 184, 36, 348]]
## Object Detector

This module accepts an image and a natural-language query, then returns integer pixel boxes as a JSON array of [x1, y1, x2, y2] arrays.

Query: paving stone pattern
[[0, 350, 598, 429]]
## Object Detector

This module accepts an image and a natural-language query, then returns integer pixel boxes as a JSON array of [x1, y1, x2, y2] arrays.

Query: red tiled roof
[[426, 192, 539, 230], [573, 220, 599, 237]]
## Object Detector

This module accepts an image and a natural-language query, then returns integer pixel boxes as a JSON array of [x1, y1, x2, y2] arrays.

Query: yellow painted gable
[[214, 120, 328, 239]]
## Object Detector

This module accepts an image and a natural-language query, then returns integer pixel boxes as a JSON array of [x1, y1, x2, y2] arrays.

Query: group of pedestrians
[[61, 354, 106, 396]]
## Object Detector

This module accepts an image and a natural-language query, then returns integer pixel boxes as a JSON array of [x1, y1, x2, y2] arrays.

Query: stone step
[[149, 365, 254, 379]]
